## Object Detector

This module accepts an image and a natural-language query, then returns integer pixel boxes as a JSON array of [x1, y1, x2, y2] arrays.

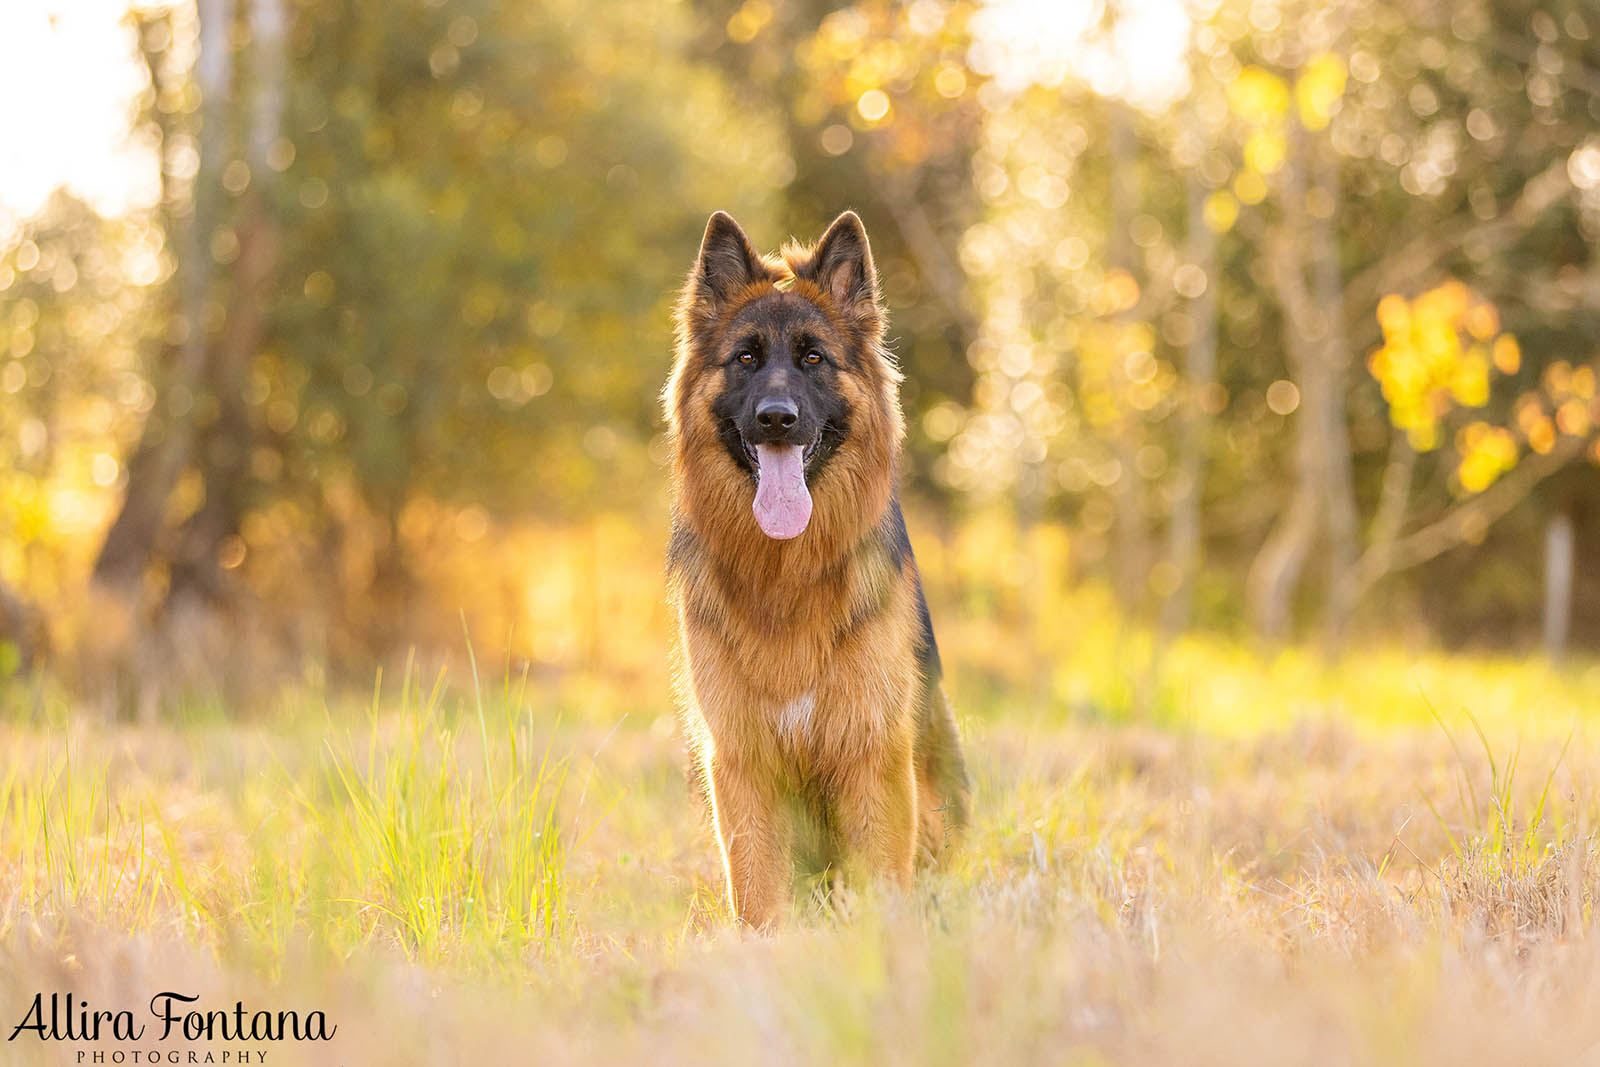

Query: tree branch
[[1352, 433, 1587, 593], [1341, 159, 1572, 322], [875, 171, 977, 338]]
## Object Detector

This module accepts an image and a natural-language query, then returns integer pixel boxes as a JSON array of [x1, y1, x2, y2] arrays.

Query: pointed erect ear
[[803, 211, 879, 313], [692, 212, 767, 307]]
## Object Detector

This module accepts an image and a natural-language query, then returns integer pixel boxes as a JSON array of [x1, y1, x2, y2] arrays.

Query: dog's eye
[[736, 351, 755, 366], [803, 351, 823, 366]]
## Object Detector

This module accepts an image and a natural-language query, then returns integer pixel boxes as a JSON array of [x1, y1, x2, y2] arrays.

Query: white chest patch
[[777, 690, 816, 742]]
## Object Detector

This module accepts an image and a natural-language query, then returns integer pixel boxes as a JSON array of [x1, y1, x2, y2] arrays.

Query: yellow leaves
[[1243, 129, 1285, 175], [1533, 360, 1600, 440], [726, 0, 773, 44], [1367, 280, 1517, 464], [1295, 53, 1347, 132], [1556, 398, 1591, 436], [1217, 56, 1344, 221], [1224, 56, 1343, 143], [1455, 423, 1517, 493], [1463, 301, 1499, 341], [1544, 359, 1573, 394], [1233, 171, 1268, 205], [1491, 335, 1520, 374], [795, 7, 930, 131], [1221, 66, 1287, 210], [1449, 348, 1489, 407], [1098, 270, 1141, 315], [1203, 191, 1239, 233], [1376, 294, 1410, 336], [1376, 283, 1600, 494], [1538, 361, 1600, 439], [1127, 320, 1157, 353], [1407, 420, 1438, 453], [1413, 279, 1471, 322], [1076, 320, 1169, 427], [1227, 67, 1289, 128], [1527, 415, 1557, 454], [1, 472, 49, 545], [1515, 395, 1547, 436]]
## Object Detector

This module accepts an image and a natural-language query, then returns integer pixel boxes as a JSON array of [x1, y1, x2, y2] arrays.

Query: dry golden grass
[[3, 646, 1600, 1065], [5, 518, 1600, 1063]]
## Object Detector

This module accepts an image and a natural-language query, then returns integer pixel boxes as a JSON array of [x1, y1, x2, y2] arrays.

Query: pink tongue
[[752, 443, 812, 539]]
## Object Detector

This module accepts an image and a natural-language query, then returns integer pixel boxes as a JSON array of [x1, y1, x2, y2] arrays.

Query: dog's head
[[667, 212, 903, 546]]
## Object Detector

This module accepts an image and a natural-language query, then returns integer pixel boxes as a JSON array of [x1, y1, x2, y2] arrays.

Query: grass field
[[3, 521, 1600, 1064]]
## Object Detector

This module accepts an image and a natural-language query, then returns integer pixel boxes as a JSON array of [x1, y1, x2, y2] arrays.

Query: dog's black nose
[[755, 397, 798, 433]]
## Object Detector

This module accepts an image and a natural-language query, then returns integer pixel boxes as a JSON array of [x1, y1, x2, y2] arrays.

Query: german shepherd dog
[[665, 210, 969, 927]]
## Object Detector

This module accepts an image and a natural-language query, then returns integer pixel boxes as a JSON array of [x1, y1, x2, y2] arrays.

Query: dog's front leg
[[707, 752, 787, 929], [832, 731, 917, 889]]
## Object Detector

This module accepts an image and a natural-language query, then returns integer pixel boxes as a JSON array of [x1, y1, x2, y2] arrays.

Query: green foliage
[[3, 0, 1599, 656], [0, 197, 157, 597], [268, 0, 787, 516]]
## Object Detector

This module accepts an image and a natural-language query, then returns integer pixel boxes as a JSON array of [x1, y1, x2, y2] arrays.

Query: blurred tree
[[945, 5, 1196, 621], [1241, 50, 1362, 646], [1159, 137, 1223, 636], [694, 0, 986, 484], [94, 0, 233, 599], [6, 0, 1600, 680], [78, 0, 786, 671], [1, 195, 158, 667], [166, 0, 287, 605], [951, 0, 1600, 647], [1319, 0, 1600, 643]]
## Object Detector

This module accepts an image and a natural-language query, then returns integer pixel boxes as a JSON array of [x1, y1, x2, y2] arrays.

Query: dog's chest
[[774, 689, 817, 744]]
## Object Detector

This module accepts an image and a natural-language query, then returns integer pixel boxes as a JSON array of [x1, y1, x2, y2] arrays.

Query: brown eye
[[737, 351, 755, 365], [804, 351, 823, 366]]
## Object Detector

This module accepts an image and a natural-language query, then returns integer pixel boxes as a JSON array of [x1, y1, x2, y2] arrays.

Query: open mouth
[[741, 426, 823, 473], [739, 426, 826, 540]]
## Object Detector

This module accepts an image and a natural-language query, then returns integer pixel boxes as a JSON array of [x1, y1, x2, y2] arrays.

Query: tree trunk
[[1161, 172, 1219, 636], [1106, 100, 1148, 615], [1350, 433, 1585, 596], [171, 0, 286, 603], [0, 577, 44, 671], [1247, 107, 1358, 646], [93, 0, 236, 594], [1312, 141, 1360, 652], [1247, 112, 1320, 642], [1361, 433, 1416, 581], [1544, 510, 1574, 660]]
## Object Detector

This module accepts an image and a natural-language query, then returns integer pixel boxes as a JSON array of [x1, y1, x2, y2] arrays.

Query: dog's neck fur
[[666, 212, 904, 602], [672, 442, 897, 589], [667, 489, 905, 649]]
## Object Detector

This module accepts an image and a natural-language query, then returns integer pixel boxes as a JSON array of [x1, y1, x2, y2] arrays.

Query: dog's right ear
[[691, 212, 767, 309]]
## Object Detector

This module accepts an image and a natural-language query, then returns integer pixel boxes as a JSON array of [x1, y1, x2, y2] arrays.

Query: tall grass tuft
[[0, 744, 165, 937], [1421, 695, 1596, 944], [312, 654, 570, 963]]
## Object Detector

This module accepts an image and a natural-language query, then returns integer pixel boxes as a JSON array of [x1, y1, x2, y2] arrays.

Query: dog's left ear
[[691, 211, 770, 310], [804, 211, 880, 317]]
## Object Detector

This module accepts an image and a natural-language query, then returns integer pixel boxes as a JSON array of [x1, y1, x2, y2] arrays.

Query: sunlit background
[[2, 0, 1599, 708], [8, 5, 1600, 1061]]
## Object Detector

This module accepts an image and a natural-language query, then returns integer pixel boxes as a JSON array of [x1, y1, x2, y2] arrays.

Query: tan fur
[[664, 213, 965, 928]]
